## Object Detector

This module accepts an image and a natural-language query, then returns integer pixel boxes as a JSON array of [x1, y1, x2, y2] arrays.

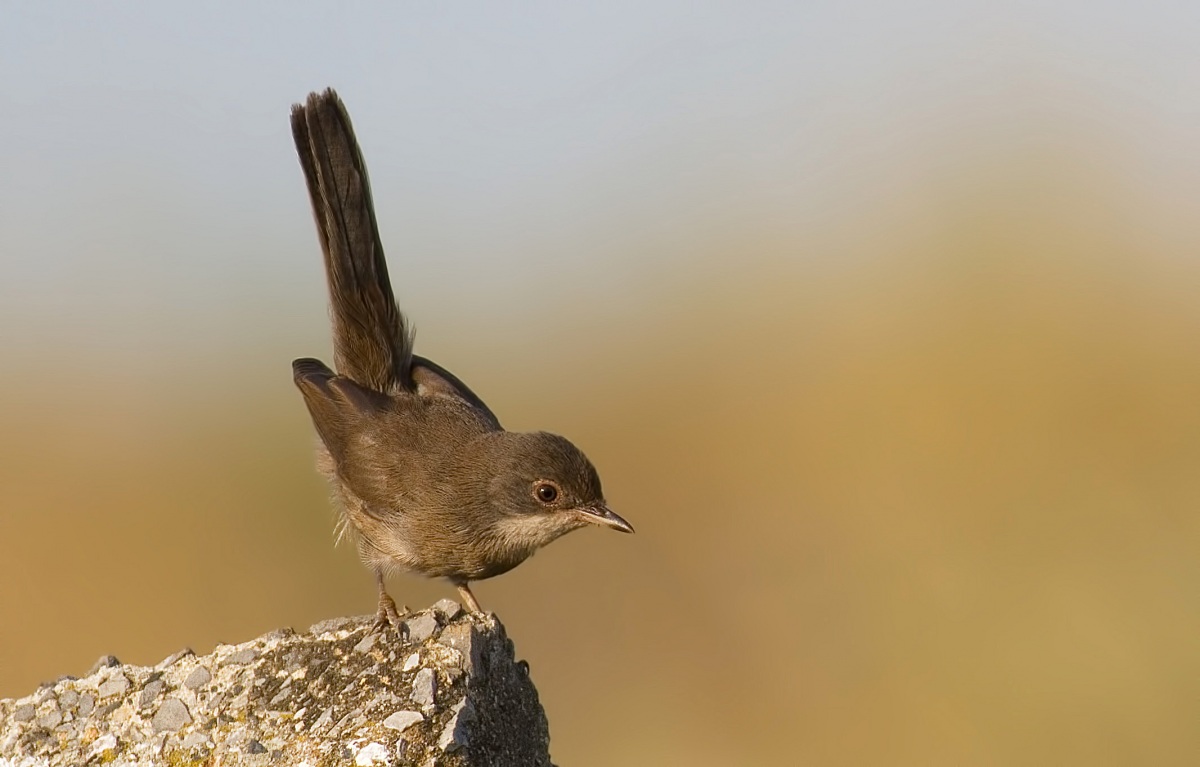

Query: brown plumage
[[289, 89, 632, 625]]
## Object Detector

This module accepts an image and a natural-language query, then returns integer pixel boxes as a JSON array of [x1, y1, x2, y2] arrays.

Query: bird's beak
[[578, 503, 635, 534]]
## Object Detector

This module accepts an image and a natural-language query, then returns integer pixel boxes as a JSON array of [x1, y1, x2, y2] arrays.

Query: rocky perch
[[0, 601, 552, 766]]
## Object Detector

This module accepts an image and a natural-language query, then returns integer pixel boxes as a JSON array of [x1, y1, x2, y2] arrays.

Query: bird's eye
[[534, 482, 559, 504]]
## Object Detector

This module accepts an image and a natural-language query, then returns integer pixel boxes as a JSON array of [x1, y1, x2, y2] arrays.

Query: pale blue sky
[[2, 2, 1197, 361]]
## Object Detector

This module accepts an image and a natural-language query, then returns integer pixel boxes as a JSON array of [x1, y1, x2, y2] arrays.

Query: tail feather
[[291, 88, 414, 394]]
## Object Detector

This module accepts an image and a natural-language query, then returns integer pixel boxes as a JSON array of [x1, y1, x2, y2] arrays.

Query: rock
[[184, 666, 212, 689], [156, 648, 194, 669], [382, 710, 423, 733], [405, 613, 440, 644], [411, 668, 437, 710], [432, 599, 463, 622], [152, 698, 192, 733], [37, 710, 62, 729], [89, 733, 117, 759], [355, 741, 391, 765], [97, 674, 128, 699], [139, 679, 165, 708], [439, 699, 477, 752], [180, 731, 211, 749], [87, 655, 120, 675], [307, 706, 331, 732], [0, 609, 551, 766], [225, 647, 259, 665], [353, 633, 377, 654], [439, 621, 484, 674], [308, 616, 354, 635], [261, 628, 295, 642]]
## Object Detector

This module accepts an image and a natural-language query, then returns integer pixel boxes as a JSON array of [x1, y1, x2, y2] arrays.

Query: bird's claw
[[372, 595, 407, 637]]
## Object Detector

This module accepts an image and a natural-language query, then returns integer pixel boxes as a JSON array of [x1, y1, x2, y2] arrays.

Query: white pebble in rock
[[382, 710, 424, 733], [12, 704, 34, 722], [37, 710, 62, 729], [204, 690, 227, 713], [225, 647, 258, 665], [152, 698, 193, 733], [404, 614, 439, 644], [311, 707, 334, 732], [222, 728, 249, 749], [402, 653, 420, 672], [89, 734, 118, 759], [180, 731, 211, 749], [410, 668, 436, 710], [354, 633, 377, 653], [140, 679, 165, 708], [98, 674, 129, 699], [355, 741, 390, 765], [184, 666, 212, 689]]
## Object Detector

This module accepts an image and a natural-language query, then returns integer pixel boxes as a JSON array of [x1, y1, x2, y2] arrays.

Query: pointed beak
[[578, 503, 635, 534]]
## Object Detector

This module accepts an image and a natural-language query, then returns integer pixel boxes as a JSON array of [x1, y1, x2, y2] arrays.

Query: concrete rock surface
[[0, 607, 553, 766]]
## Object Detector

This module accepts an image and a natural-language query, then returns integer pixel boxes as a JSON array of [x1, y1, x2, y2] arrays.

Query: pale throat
[[489, 511, 583, 556]]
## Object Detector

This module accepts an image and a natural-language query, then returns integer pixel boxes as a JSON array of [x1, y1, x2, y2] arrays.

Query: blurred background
[[2, 3, 1198, 765]]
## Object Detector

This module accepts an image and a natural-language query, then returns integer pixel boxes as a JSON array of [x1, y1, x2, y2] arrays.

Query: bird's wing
[[292, 357, 391, 460], [412, 355, 503, 431]]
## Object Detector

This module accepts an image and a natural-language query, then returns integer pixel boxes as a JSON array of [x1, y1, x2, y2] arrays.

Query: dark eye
[[534, 482, 559, 504]]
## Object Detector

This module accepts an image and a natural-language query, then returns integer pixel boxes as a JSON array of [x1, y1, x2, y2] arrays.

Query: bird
[[289, 88, 633, 628]]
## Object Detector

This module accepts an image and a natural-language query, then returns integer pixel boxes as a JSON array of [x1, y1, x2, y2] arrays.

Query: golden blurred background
[[2, 4, 1197, 765]]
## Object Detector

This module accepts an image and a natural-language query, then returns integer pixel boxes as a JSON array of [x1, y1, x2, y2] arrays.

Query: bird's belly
[[342, 502, 494, 579], [336, 477, 538, 581]]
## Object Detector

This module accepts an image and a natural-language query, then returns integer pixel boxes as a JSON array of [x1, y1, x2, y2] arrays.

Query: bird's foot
[[372, 593, 408, 636]]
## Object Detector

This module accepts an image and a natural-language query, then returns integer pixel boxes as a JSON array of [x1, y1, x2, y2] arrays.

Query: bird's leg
[[453, 579, 484, 614], [372, 567, 405, 633]]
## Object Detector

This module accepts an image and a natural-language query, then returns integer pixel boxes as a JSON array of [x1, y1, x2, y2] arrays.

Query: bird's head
[[484, 431, 633, 552]]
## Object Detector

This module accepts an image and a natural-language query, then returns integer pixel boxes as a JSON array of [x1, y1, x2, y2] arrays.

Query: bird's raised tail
[[291, 89, 414, 394]]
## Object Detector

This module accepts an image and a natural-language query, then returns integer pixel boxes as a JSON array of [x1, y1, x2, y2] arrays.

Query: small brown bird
[[290, 89, 633, 626]]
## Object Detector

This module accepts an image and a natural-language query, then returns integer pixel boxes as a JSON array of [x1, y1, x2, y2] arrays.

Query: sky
[[3, 2, 1197, 361]]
